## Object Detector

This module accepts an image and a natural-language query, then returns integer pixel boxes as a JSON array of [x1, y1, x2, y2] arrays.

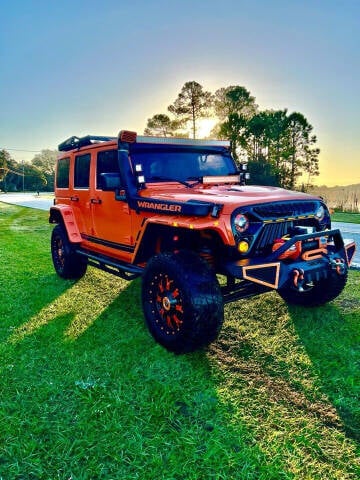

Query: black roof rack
[[58, 135, 116, 152]]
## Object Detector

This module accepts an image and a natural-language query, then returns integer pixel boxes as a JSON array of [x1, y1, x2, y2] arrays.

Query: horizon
[[1, 0, 359, 187]]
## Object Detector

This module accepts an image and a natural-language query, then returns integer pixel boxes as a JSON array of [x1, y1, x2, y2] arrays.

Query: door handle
[[70, 196, 79, 202], [90, 198, 102, 205]]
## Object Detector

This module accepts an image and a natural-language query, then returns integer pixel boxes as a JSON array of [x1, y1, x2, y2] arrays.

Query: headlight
[[234, 213, 249, 233], [315, 205, 325, 221]]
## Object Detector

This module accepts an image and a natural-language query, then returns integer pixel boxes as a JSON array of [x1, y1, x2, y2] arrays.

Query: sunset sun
[[196, 118, 217, 138]]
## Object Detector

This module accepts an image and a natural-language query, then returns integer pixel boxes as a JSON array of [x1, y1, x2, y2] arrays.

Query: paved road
[[1, 192, 359, 266], [332, 221, 360, 267], [0, 192, 53, 211]]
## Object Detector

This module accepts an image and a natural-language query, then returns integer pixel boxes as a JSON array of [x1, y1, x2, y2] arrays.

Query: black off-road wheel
[[278, 270, 347, 307], [142, 251, 224, 354], [51, 224, 87, 280]]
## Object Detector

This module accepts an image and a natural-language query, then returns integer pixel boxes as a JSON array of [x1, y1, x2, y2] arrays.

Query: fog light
[[238, 240, 249, 253]]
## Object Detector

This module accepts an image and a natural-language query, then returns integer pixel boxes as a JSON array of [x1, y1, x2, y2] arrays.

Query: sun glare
[[196, 118, 218, 138]]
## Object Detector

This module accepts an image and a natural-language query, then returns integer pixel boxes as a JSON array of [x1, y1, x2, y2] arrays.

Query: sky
[[1, 0, 359, 186]]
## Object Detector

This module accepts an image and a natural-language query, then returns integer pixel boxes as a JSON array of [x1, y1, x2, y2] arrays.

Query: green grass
[[0, 202, 359, 479], [331, 212, 360, 224]]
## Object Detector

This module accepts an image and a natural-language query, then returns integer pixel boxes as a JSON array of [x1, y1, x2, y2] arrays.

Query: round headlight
[[315, 205, 325, 221], [234, 213, 249, 233]]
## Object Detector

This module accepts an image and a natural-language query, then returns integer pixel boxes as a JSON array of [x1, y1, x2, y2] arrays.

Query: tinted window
[[96, 150, 119, 189], [74, 154, 91, 188], [56, 157, 70, 188]]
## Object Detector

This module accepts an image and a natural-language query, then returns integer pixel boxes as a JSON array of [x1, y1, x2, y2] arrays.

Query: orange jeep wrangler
[[50, 130, 355, 353]]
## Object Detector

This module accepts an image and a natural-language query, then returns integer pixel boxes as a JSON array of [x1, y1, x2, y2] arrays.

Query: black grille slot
[[254, 221, 292, 255], [253, 201, 317, 219]]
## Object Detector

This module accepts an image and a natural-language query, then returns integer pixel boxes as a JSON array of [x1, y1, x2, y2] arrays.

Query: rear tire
[[51, 224, 87, 280], [142, 251, 224, 354], [278, 271, 347, 307]]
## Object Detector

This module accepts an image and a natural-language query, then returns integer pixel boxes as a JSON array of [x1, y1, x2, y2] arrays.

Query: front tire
[[51, 224, 87, 280], [142, 251, 224, 354], [278, 270, 347, 307]]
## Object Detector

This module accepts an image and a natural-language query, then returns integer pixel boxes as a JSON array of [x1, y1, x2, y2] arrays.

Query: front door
[[89, 149, 133, 260]]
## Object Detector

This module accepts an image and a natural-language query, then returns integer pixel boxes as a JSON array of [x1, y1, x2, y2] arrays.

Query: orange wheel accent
[[162, 296, 171, 311], [172, 314, 182, 328], [165, 277, 173, 290], [150, 273, 184, 335]]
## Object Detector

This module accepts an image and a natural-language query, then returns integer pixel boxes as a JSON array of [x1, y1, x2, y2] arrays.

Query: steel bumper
[[224, 229, 356, 290]]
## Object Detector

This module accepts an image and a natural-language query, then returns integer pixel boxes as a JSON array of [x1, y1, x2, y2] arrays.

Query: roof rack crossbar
[[58, 135, 116, 152], [58, 132, 230, 152]]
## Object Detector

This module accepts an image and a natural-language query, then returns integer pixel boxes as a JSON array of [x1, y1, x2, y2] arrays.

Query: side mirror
[[239, 171, 250, 186], [100, 172, 122, 191]]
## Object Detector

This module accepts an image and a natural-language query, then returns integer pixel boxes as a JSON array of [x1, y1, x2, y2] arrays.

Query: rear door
[[69, 152, 93, 235]]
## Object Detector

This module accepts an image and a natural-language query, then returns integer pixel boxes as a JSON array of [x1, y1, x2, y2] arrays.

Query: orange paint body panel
[[50, 205, 82, 243]]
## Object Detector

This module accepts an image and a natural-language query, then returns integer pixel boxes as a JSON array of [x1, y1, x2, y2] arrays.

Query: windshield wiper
[[147, 176, 192, 188], [186, 176, 202, 188]]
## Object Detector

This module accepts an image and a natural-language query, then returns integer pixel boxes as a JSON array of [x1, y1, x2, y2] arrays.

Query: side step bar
[[76, 249, 144, 280], [221, 278, 271, 304]]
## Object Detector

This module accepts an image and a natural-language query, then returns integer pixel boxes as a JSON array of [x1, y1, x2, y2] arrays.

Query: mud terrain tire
[[142, 251, 224, 354], [278, 270, 347, 307], [51, 225, 87, 280]]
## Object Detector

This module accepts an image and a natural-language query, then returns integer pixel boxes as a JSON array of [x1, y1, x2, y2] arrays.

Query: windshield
[[131, 147, 237, 183]]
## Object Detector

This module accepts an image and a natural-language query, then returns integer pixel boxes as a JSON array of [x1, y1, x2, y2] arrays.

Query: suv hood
[[141, 184, 321, 215]]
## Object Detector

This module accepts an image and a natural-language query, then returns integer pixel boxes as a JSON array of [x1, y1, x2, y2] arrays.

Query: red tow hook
[[330, 258, 346, 275], [293, 268, 305, 291]]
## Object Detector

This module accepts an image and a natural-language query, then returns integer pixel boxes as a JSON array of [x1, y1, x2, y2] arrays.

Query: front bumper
[[223, 229, 356, 290]]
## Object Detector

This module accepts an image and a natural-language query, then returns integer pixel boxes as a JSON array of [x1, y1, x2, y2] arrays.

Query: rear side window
[[74, 154, 91, 188], [56, 157, 70, 188], [96, 150, 119, 189]]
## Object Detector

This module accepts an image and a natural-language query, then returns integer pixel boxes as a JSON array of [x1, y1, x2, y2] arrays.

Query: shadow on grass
[[203, 291, 360, 477], [7, 270, 127, 344], [0, 274, 74, 343], [290, 302, 360, 442], [1, 277, 295, 479], [2, 265, 360, 478]]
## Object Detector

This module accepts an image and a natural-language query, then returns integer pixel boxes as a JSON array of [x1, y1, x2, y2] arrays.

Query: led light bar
[[203, 175, 240, 184]]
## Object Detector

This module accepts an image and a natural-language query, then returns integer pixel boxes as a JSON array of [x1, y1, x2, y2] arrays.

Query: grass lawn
[[332, 212, 360, 224], [0, 202, 359, 479]]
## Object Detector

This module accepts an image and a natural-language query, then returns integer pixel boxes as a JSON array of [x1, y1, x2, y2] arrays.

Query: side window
[[74, 153, 91, 189], [56, 157, 70, 188], [96, 149, 119, 189]]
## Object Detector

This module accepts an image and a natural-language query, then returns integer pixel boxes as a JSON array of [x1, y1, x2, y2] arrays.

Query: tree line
[[0, 81, 320, 192], [145, 81, 320, 190], [0, 149, 56, 192]]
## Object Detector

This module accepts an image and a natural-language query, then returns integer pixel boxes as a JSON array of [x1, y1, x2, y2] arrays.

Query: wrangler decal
[[137, 200, 182, 213]]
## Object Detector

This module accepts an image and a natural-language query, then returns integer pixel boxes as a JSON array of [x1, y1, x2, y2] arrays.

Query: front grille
[[252, 217, 320, 256], [234, 200, 326, 257], [253, 201, 318, 219], [254, 221, 292, 255]]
